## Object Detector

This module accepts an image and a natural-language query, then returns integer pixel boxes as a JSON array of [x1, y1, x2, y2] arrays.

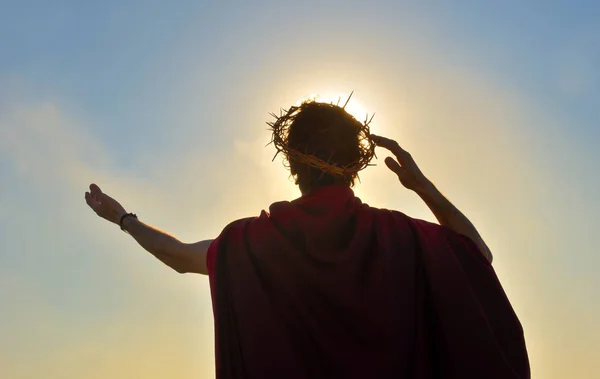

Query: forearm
[[121, 216, 188, 272], [417, 182, 493, 263]]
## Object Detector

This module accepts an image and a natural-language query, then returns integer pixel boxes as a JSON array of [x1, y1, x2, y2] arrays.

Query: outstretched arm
[[372, 135, 493, 263], [85, 183, 213, 274], [120, 217, 213, 274]]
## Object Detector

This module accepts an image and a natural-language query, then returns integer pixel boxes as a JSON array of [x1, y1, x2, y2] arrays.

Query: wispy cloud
[[1, 5, 599, 375]]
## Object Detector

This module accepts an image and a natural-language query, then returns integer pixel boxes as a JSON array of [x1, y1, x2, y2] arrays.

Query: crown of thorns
[[266, 92, 377, 177]]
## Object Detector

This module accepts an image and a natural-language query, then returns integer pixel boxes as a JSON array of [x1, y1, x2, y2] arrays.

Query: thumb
[[385, 156, 403, 175], [385, 157, 411, 183]]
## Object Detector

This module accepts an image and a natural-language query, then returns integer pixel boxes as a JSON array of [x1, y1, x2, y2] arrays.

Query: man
[[85, 100, 529, 378]]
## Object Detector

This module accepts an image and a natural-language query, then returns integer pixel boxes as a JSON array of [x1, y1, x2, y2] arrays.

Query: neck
[[300, 183, 351, 197]]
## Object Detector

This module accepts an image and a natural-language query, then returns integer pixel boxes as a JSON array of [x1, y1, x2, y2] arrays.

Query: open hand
[[371, 135, 432, 194], [85, 184, 127, 225]]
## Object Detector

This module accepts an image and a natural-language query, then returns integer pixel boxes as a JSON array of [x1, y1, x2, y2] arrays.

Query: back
[[207, 185, 529, 379]]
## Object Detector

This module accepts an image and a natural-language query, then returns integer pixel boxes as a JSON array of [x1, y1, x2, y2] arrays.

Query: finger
[[372, 135, 410, 161], [371, 134, 397, 150], [384, 157, 402, 175], [371, 134, 391, 148], [85, 192, 101, 212], [384, 157, 410, 182], [89, 183, 103, 202], [90, 183, 102, 193]]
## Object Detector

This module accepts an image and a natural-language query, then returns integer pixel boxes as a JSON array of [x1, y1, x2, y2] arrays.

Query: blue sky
[[1, 1, 599, 378]]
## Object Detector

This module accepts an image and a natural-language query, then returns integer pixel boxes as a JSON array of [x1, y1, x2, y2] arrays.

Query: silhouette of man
[[85, 100, 529, 378]]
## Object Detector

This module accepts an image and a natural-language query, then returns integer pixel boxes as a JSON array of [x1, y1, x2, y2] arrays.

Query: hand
[[85, 183, 127, 225], [372, 134, 433, 194]]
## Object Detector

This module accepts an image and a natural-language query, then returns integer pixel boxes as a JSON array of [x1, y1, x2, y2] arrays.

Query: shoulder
[[206, 216, 257, 276], [364, 204, 462, 242], [213, 216, 258, 246], [362, 203, 420, 227]]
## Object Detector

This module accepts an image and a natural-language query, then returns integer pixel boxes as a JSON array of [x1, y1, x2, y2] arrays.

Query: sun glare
[[296, 92, 371, 124]]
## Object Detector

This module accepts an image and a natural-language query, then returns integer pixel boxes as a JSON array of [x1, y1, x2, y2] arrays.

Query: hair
[[268, 97, 376, 194]]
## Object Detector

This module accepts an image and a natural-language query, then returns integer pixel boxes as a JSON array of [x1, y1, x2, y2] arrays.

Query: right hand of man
[[85, 183, 127, 225], [371, 134, 433, 194]]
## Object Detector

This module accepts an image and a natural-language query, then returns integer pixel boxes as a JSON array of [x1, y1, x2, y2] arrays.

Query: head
[[268, 99, 375, 195]]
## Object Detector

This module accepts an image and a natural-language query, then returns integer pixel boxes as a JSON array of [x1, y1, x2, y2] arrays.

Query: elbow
[[476, 242, 493, 264], [485, 250, 494, 264], [173, 256, 194, 274]]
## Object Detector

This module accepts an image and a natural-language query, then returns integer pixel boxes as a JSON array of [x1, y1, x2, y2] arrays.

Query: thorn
[[342, 90, 354, 109]]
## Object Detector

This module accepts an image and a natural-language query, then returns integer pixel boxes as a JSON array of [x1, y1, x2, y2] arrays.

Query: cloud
[[0, 91, 301, 378], [1, 37, 599, 377], [0, 102, 106, 186], [0, 100, 213, 378]]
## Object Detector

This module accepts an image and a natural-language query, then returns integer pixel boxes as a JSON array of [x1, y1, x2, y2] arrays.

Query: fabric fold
[[207, 186, 529, 378]]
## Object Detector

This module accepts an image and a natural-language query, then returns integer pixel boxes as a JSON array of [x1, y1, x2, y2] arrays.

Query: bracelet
[[119, 213, 138, 231]]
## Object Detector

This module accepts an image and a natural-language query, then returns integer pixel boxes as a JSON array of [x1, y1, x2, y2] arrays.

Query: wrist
[[414, 179, 437, 199], [119, 213, 138, 232], [114, 211, 127, 225], [417, 181, 450, 209]]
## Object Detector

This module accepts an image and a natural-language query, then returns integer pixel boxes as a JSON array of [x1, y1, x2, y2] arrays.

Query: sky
[[0, 1, 598, 378]]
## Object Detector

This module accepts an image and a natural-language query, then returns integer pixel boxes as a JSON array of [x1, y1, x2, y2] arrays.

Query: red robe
[[206, 185, 529, 379]]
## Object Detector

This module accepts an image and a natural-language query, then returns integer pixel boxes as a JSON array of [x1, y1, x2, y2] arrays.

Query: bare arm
[[416, 183, 493, 263], [85, 183, 213, 274], [372, 135, 493, 263], [121, 217, 213, 274]]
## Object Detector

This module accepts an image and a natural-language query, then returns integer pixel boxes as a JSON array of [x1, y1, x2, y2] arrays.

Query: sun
[[292, 91, 388, 137], [295, 91, 371, 123]]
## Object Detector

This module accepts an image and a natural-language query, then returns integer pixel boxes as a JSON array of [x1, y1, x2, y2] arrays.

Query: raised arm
[[372, 135, 493, 263], [85, 183, 213, 274]]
